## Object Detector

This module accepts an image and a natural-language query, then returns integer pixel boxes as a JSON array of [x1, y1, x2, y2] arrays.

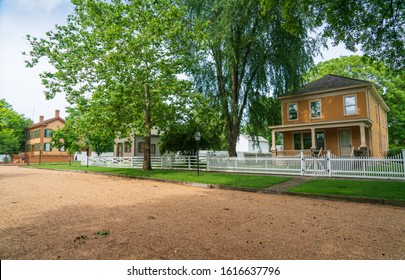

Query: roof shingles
[[294, 74, 371, 95]]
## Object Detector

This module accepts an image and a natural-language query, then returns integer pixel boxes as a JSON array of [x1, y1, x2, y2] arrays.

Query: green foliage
[[319, 0, 404, 72], [261, 0, 405, 71], [24, 0, 192, 170], [94, 230, 110, 236], [159, 94, 227, 155], [305, 55, 405, 145], [52, 108, 114, 157], [184, 0, 318, 156], [242, 95, 281, 144], [0, 99, 32, 156], [386, 147, 405, 157]]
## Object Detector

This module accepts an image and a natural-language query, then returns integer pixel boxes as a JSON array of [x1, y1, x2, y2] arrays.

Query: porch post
[[271, 130, 277, 152], [359, 124, 367, 148], [311, 128, 316, 149]]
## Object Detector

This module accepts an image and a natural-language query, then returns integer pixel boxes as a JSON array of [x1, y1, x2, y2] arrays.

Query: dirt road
[[0, 166, 404, 260]]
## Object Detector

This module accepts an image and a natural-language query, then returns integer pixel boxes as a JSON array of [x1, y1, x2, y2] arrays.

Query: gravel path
[[0, 166, 404, 260]]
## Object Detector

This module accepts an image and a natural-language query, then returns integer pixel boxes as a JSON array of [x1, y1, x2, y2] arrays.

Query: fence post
[[206, 154, 210, 171], [300, 151, 305, 176], [402, 150, 405, 178], [327, 151, 332, 177]]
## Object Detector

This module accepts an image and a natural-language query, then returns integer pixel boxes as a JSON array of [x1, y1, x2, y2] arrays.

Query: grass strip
[[289, 179, 405, 200], [24, 162, 290, 189]]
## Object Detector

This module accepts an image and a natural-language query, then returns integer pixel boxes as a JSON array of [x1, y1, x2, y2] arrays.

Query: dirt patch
[[0, 166, 404, 260]]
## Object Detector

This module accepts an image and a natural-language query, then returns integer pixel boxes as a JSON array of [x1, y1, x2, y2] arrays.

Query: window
[[124, 142, 132, 153], [59, 146, 65, 152], [344, 95, 357, 115], [44, 129, 53, 138], [44, 143, 52, 151], [316, 132, 325, 150], [288, 103, 298, 120], [293, 133, 311, 150], [294, 134, 301, 150], [137, 142, 156, 155], [138, 142, 144, 153], [310, 100, 321, 118], [303, 133, 311, 149]]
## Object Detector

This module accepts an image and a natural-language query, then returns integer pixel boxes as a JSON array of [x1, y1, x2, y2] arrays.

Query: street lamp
[[194, 131, 201, 176], [39, 146, 42, 165]]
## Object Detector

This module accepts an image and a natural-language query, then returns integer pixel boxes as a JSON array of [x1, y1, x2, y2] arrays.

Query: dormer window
[[344, 95, 357, 115], [288, 103, 298, 120], [310, 100, 321, 118]]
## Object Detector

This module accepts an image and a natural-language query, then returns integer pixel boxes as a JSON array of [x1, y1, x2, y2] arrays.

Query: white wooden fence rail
[[82, 150, 405, 180]]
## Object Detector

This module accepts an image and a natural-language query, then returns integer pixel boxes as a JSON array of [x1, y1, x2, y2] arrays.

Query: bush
[[387, 146, 405, 157]]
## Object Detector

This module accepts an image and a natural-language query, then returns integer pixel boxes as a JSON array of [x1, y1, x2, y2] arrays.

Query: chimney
[[55, 110, 60, 118], [39, 115, 44, 122]]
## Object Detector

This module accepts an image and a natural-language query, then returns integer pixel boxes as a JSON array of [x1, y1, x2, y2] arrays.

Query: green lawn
[[289, 179, 405, 200], [24, 162, 290, 189]]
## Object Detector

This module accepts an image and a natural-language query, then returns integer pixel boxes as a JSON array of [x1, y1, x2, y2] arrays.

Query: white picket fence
[[82, 150, 405, 180], [82, 155, 206, 170]]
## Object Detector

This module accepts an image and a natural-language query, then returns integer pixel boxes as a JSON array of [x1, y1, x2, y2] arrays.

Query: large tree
[[0, 99, 32, 157], [319, 0, 404, 72], [159, 94, 226, 155], [24, 0, 191, 170], [261, 0, 404, 72], [305, 55, 405, 146], [184, 0, 318, 156]]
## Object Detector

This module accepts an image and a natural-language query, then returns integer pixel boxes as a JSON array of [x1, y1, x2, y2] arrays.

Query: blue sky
[[0, 0, 359, 122]]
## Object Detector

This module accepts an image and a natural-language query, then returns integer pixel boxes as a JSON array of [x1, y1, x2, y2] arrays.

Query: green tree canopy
[[305, 55, 405, 146], [183, 0, 319, 156], [319, 0, 404, 72], [0, 99, 33, 156], [261, 0, 404, 71], [159, 94, 226, 155], [24, 0, 192, 170], [241, 94, 281, 145]]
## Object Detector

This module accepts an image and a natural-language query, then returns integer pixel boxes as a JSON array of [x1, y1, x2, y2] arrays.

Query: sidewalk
[[264, 176, 312, 193]]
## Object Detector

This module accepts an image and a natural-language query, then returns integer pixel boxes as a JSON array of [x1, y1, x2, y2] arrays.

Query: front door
[[339, 129, 352, 156]]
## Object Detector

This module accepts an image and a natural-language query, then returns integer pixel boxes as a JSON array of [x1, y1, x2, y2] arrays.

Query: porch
[[270, 119, 372, 157]]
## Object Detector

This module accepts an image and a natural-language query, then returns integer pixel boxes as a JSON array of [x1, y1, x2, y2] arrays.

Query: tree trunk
[[143, 82, 152, 171], [227, 126, 238, 157]]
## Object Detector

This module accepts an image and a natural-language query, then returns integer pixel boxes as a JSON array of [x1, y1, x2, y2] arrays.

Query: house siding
[[368, 92, 389, 156], [272, 76, 389, 157], [282, 90, 368, 125]]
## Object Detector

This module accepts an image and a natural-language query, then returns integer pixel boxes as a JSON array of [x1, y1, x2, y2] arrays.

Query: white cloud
[[15, 0, 67, 13]]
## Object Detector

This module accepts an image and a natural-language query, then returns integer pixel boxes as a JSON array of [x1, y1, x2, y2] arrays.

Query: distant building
[[24, 110, 70, 163], [114, 129, 161, 157], [236, 134, 269, 154]]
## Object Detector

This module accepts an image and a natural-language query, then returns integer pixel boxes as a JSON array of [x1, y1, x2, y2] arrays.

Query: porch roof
[[269, 118, 372, 133]]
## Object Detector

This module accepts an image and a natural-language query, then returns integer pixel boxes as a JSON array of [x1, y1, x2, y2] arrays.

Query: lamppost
[[39, 146, 42, 165], [85, 138, 90, 168], [194, 131, 201, 176]]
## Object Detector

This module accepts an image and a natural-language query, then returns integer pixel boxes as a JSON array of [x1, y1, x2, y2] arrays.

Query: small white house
[[236, 134, 269, 154]]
